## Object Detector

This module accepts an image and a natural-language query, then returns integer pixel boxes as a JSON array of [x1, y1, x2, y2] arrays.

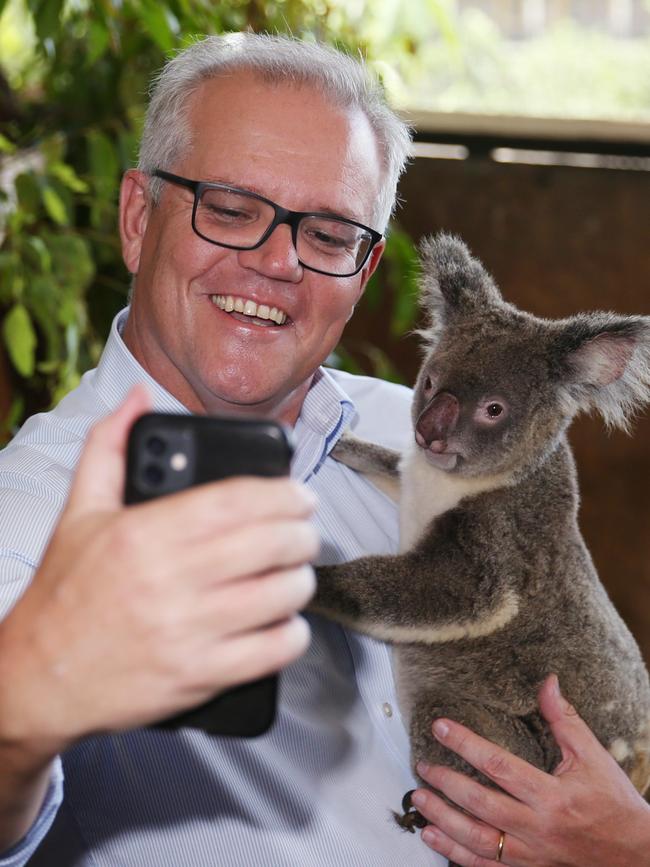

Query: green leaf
[[117, 128, 139, 171], [40, 134, 66, 164], [391, 280, 419, 336], [0, 251, 20, 305], [49, 162, 89, 194], [36, 359, 60, 373], [87, 17, 111, 66], [425, 0, 461, 49], [87, 131, 117, 180], [28, 0, 64, 43], [133, 0, 179, 53], [24, 274, 62, 362], [2, 303, 37, 377], [45, 233, 95, 295], [42, 185, 69, 226], [0, 133, 15, 154], [24, 236, 52, 273], [383, 225, 421, 336], [58, 296, 78, 327], [65, 319, 80, 365], [363, 267, 384, 311], [14, 173, 41, 217], [87, 130, 120, 222]]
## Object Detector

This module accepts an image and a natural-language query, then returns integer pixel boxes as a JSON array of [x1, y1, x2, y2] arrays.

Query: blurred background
[[1, 0, 649, 664]]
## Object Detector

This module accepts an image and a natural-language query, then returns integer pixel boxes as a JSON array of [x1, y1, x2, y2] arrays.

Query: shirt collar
[[92, 308, 189, 414], [93, 307, 357, 481], [291, 368, 356, 482]]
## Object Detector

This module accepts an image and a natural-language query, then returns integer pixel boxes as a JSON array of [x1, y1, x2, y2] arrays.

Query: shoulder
[[0, 379, 110, 572], [4, 364, 111, 453], [1, 380, 107, 481], [326, 368, 413, 452]]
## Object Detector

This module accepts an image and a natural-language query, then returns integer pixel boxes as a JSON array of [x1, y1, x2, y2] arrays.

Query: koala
[[310, 233, 650, 835]]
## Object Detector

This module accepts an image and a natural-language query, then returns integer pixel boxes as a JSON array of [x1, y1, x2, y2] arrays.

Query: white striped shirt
[[0, 310, 444, 867]]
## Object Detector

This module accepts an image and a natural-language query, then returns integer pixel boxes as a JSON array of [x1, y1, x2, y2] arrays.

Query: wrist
[[620, 795, 650, 864], [0, 733, 57, 854], [634, 797, 650, 850], [0, 612, 69, 766]]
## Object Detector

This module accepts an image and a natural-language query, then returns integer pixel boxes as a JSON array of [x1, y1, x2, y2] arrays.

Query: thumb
[[539, 673, 599, 774], [66, 385, 152, 515]]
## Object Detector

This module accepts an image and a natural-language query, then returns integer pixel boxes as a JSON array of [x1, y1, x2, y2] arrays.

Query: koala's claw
[[392, 790, 428, 833], [401, 789, 416, 813]]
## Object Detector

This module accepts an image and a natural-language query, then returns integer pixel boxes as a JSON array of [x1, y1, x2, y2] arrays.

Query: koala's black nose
[[416, 391, 459, 447]]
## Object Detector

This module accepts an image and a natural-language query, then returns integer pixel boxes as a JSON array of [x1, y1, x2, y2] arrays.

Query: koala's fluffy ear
[[417, 233, 504, 340], [554, 313, 650, 431]]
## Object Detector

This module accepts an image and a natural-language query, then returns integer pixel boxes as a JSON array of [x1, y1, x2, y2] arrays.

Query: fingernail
[[432, 719, 449, 740], [550, 673, 560, 696], [411, 790, 426, 808], [422, 827, 438, 846], [416, 760, 431, 777]]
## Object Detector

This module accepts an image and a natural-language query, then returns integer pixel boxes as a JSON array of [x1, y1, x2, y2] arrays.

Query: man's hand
[[0, 386, 318, 755], [410, 675, 650, 866]]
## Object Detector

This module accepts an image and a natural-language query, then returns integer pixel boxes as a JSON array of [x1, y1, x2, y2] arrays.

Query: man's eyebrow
[[201, 175, 366, 224]]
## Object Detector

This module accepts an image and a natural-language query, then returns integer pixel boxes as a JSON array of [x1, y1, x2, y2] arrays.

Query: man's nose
[[237, 224, 303, 281]]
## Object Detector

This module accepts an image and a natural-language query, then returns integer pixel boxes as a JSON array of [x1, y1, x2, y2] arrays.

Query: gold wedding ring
[[496, 829, 506, 862]]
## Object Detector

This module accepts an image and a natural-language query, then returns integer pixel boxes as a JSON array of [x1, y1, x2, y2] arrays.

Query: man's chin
[[201, 376, 312, 426]]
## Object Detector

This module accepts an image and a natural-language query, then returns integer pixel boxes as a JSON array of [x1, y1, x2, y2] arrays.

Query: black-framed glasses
[[153, 169, 383, 278]]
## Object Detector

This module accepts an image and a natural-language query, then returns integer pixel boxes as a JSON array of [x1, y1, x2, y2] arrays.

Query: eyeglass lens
[[195, 187, 373, 276]]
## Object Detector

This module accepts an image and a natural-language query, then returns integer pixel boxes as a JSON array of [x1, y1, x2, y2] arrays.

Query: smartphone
[[124, 412, 294, 737]]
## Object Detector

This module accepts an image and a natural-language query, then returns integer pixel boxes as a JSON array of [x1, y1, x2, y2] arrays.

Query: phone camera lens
[[143, 463, 164, 486], [146, 435, 166, 456]]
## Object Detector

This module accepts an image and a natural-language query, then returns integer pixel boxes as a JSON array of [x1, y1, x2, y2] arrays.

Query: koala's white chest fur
[[397, 443, 512, 551]]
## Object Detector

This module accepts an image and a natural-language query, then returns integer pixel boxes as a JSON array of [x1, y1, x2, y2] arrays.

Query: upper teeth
[[211, 295, 287, 325]]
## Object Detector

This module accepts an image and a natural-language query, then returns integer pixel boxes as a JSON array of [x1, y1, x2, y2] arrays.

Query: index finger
[[131, 476, 318, 543], [431, 717, 556, 806]]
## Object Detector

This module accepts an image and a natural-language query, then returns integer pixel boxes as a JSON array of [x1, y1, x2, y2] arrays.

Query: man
[[0, 33, 649, 867]]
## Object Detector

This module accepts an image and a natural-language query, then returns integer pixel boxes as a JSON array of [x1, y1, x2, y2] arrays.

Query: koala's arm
[[310, 509, 519, 645], [332, 433, 401, 476], [331, 433, 401, 502]]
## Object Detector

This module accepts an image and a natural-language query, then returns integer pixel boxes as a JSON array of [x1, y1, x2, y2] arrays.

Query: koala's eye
[[474, 397, 509, 426], [423, 375, 434, 395]]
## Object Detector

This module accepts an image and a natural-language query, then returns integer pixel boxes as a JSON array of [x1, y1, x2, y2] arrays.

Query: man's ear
[[119, 170, 151, 275], [356, 238, 385, 299]]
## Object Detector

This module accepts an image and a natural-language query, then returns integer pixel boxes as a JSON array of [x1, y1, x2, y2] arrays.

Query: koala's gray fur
[[311, 233, 650, 834]]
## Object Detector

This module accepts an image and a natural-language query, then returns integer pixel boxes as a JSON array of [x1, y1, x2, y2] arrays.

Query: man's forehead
[[185, 72, 377, 154], [180, 73, 383, 222]]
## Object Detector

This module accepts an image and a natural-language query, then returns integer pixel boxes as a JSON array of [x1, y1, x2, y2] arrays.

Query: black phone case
[[124, 412, 294, 737]]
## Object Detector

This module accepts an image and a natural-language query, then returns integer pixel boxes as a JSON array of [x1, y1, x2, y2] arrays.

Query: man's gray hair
[[137, 32, 412, 231]]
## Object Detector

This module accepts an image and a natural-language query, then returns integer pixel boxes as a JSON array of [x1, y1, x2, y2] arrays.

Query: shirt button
[[382, 702, 393, 718]]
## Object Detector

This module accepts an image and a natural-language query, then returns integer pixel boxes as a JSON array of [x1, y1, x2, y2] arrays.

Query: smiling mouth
[[211, 294, 289, 326]]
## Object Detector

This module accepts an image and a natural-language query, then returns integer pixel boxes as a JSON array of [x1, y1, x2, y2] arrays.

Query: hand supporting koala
[[412, 676, 650, 867]]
